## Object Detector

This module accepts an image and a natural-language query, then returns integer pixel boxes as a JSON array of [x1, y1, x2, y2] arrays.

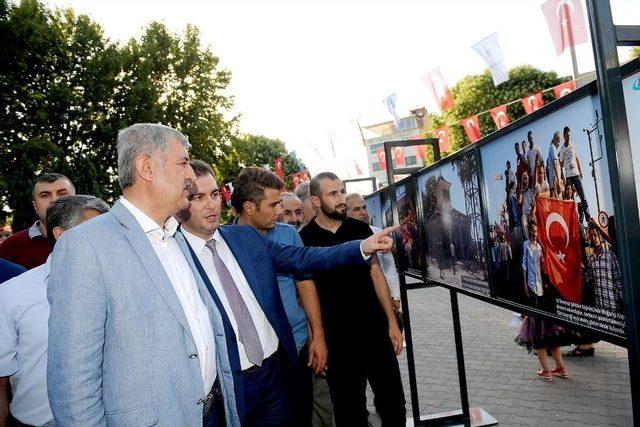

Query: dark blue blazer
[[182, 224, 366, 423], [0, 257, 26, 284]]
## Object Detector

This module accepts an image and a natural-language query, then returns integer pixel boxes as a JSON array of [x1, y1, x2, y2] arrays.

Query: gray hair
[[46, 195, 110, 246], [281, 192, 301, 203], [117, 123, 191, 190], [294, 181, 310, 202], [345, 193, 364, 204]]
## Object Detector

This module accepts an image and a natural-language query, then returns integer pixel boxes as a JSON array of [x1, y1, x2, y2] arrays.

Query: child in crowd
[[515, 220, 571, 382]]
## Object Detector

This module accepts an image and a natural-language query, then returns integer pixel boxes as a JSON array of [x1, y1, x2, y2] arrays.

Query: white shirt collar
[[120, 197, 179, 242], [181, 226, 221, 254], [28, 221, 44, 239]]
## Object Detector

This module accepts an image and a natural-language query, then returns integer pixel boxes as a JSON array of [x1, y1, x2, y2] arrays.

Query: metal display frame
[[361, 7, 640, 419], [343, 176, 377, 195]]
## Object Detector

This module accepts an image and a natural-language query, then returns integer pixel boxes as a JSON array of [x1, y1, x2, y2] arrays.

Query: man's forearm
[[296, 279, 325, 339], [0, 376, 9, 427], [370, 260, 397, 325]]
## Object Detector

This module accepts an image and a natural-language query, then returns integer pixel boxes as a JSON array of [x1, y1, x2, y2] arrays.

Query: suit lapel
[[111, 201, 193, 341]]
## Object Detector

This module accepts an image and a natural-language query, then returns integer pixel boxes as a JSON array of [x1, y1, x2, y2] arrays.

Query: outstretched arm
[[370, 257, 402, 355]]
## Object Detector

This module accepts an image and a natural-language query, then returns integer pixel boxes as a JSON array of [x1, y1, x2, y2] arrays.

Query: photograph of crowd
[[395, 180, 422, 273], [418, 151, 489, 294], [481, 95, 625, 335], [365, 192, 383, 230]]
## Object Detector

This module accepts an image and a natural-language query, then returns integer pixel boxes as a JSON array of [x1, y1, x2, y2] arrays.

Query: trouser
[[311, 374, 334, 427], [326, 333, 405, 427], [242, 349, 294, 427], [292, 345, 313, 427], [566, 175, 590, 220]]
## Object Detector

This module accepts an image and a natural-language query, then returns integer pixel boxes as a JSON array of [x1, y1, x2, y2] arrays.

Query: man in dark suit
[[176, 161, 396, 426]]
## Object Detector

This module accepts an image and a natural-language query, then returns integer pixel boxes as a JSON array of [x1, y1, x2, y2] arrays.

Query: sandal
[[566, 346, 595, 357]]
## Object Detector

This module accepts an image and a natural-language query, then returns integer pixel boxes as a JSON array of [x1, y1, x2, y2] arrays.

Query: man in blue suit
[[176, 161, 397, 426]]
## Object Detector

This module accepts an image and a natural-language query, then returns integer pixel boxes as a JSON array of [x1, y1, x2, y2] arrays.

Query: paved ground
[[367, 280, 633, 426]]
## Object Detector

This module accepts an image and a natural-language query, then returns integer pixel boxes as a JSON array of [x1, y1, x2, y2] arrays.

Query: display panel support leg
[[400, 274, 497, 426]]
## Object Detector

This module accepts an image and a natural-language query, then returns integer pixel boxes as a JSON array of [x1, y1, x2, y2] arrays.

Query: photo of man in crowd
[[418, 152, 488, 294], [395, 180, 421, 273], [481, 97, 624, 335]]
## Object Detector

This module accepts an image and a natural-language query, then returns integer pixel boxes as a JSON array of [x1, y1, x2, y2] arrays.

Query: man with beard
[[299, 172, 405, 427], [177, 165, 397, 426], [280, 192, 305, 231]]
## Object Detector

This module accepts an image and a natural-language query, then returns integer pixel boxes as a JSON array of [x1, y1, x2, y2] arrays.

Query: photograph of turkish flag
[[394, 146, 406, 165], [535, 197, 583, 304], [434, 126, 451, 152], [376, 147, 387, 170], [553, 80, 576, 99], [460, 115, 481, 142], [415, 144, 426, 161], [490, 105, 510, 129], [541, 0, 588, 56], [274, 157, 284, 179], [521, 92, 544, 114]]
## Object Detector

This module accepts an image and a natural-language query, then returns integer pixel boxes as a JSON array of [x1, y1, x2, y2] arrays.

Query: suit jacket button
[[189, 353, 198, 359], [230, 336, 237, 343]]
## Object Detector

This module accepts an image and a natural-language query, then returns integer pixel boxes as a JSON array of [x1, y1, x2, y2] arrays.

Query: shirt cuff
[[359, 241, 372, 260]]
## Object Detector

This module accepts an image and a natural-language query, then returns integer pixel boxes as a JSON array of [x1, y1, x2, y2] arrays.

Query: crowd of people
[[0, 123, 406, 427], [490, 126, 623, 316]]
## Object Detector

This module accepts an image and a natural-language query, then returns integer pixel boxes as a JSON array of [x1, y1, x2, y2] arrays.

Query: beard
[[320, 200, 347, 221]]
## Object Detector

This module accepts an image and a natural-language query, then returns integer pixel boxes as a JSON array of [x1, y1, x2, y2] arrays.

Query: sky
[[43, 0, 640, 178]]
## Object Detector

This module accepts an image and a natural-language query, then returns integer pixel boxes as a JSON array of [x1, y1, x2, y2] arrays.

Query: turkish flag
[[522, 92, 544, 114], [535, 197, 583, 303], [553, 80, 576, 99], [415, 145, 427, 160], [376, 147, 387, 170], [220, 184, 232, 207], [274, 157, 284, 179], [541, 0, 588, 56], [460, 115, 481, 143], [421, 68, 454, 112], [490, 104, 510, 129], [292, 173, 302, 188], [298, 170, 310, 182], [394, 147, 405, 165], [434, 126, 451, 152]]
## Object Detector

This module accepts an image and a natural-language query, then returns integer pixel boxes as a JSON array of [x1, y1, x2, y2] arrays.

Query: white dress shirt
[[371, 225, 400, 299], [182, 227, 279, 370], [120, 197, 216, 393], [0, 258, 53, 426]]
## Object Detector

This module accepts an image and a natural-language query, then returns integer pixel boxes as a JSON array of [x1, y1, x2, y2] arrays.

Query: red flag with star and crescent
[[434, 126, 451, 152], [460, 115, 481, 142], [553, 80, 576, 99], [376, 147, 387, 170], [274, 157, 284, 179], [535, 197, 583, 303], [490, 104, 510, 129], [521, 92, 544, 114]]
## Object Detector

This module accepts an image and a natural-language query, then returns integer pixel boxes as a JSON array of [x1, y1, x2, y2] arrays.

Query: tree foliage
[[0, 0, 237, 230], [427, 66, 568, 160], [631, 46, 640, 59], [217, 134, 306, 189]]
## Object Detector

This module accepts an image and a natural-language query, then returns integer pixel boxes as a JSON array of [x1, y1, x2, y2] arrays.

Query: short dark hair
[[46, 195, 109, 247], [231, 167, 284, 213], [528, 219, 537, 230], [189, 160, 215, 179], [563, 126, 571, 136], [588, 222, 599, 232], [32, 173, 74, 200], [309, 172, 340, 197], [527, 130, 533, 138]]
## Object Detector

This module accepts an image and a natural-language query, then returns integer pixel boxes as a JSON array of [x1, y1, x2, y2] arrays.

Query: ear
[[32, 199, 37, 211], [135, 155, 155, 183], [52, 226, 65, 242], [310, 195, 321, 209], [243, 200, 256, 216]]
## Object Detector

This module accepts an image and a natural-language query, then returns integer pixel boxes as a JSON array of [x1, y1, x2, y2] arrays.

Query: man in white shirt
[[176, 163, 397, 426], [558, 126, 590, 222], [526, 130, 542, 183], [345, 193, 401, 309], [0, 195, 108, 427], [47, 124, 241, 427]]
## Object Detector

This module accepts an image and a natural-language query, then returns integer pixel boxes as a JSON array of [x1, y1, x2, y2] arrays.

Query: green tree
[[427, 65, 568, 157], [0, 0, 237, 230], [631, 46, 640, 59]]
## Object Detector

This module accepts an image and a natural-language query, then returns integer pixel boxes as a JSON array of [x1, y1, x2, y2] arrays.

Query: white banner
[[472, 32, 509, 86], [382, 93, 401, 128]]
